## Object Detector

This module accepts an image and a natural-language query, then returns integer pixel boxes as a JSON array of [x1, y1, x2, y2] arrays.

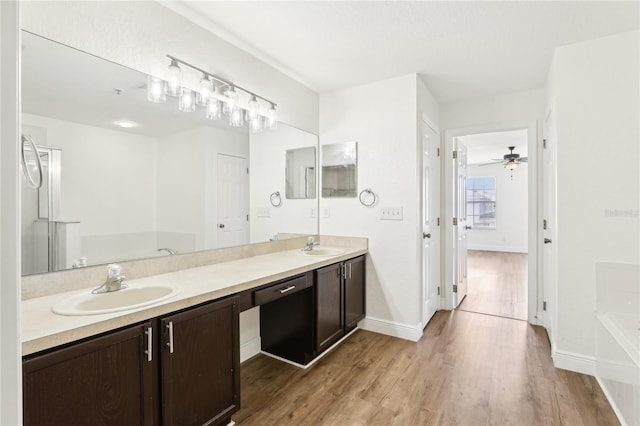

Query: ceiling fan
[[480, 146, 528, 170]]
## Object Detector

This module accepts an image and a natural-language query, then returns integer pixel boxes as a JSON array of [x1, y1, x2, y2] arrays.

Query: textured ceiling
[[165, 1, 639, 103]]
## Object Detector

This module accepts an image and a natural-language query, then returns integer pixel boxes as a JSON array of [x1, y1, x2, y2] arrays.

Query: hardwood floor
[[458, 250, 528, 320], [234, 311, 618, 425]]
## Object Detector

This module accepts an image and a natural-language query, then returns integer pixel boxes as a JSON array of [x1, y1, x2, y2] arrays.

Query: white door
[[453, 139, 468, 307], [422, 121, 441, 326], [217, 154, 249, 248], [542, 107, 557, 342]]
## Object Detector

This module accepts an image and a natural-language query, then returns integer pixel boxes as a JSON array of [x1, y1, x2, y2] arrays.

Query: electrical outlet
[[257, 207, 270, 218], [322, 207, 330, 218], [380, 206, 403, 220]]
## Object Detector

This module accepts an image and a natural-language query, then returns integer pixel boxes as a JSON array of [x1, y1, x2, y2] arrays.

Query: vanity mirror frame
[[20, 30, 320, 277]]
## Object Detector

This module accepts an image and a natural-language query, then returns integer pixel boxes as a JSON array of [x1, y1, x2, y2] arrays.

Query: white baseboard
[[468, 244, 528, 253], [359, 316, 423, 342], [595, 376, 628, 426], [552, 349, 596, 376], [240, 336, 261, 363]]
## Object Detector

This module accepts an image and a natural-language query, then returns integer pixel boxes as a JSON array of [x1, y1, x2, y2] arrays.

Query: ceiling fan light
[[505, 161, 519, 170]]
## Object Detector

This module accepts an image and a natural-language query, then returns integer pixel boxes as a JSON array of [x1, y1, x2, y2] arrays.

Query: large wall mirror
[[21, 31, 319, 276]]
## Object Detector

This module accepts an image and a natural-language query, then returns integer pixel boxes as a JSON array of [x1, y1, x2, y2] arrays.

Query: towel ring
[[359, 189, 377, 207], [270, 191, 282, 207], [21, 134, 43, 189]]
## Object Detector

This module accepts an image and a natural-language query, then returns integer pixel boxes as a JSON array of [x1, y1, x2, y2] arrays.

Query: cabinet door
[[315, 263, 345, 353], [23, 321, 155, 426], [160, 296, 240, 426], [344, 256, 366, 332]]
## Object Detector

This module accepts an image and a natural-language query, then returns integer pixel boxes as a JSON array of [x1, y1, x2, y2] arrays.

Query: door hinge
[[453, 284, 458, 292], [437, 286, 440, 296], [437, 217, 440, 226], [437, 148, 440, 157], [247, 167, 249, 174], [543, 301, 547, 311], [453, 217, 458, 226], [543, 219, 548, 230], [453, 150, 458, 159], [543, 139, 547, 149], [246, 214, 249, 221]]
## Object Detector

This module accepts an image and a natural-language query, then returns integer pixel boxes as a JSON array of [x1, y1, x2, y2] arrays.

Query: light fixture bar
[[166, 54, 277, 108]]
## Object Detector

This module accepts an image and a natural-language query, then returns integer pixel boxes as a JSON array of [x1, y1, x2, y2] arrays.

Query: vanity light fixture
[[147, 75, 166, 103], [167, 59, 183, 96], [178, 88, 196, 112], [145, 54, 278, 132]]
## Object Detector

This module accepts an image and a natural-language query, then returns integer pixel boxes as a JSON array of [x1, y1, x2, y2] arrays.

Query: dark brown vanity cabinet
[[23, 321, 156, 426], [160, 297, 240, 426], [315, 255, 366, 354], [23, 296, 240, 426]]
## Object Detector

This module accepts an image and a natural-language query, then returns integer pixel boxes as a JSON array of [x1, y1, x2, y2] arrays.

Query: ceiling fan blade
[[520, 157, 528, 162], [477, 161, 503, 166]]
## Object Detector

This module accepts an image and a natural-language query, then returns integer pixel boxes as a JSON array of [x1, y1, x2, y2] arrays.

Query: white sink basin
[[302, 247, 345, 257], [52, 284, 181, 316]]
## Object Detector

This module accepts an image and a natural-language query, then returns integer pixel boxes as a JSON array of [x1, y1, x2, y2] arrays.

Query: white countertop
[[22, 246, 367, 356]]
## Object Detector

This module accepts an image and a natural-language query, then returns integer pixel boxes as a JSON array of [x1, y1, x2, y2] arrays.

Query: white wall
[[20, 1, 319, 134], [250, 123, 318, 243], [467, 163, 528, 253], [319, 74, 439, 339], [157, 126, 249, 252], [550, 30, 639, 366]]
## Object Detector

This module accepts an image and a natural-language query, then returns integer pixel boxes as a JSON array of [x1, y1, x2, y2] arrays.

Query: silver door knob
[[464, 226, 472, 230], [544, 238, 552, 244], [218, 224, 225, 229], [422, 232, 431, 239]]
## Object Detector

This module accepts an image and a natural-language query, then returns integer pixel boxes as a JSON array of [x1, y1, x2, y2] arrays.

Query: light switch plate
[[257, 207, 270, 218], [322, 207, 330, 218], [310, 208, 317, 218], [380, 206, 403, 220]]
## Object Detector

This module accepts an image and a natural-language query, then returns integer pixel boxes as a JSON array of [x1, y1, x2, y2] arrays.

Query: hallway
[[458, 250, 528, 320], [235, 310, 617, 425]]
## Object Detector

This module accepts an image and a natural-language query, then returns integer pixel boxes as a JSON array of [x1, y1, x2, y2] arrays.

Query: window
[[467, 176, 496, 229]]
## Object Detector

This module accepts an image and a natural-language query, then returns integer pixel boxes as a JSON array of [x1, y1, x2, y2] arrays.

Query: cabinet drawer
[[254, 275, 310, 305]]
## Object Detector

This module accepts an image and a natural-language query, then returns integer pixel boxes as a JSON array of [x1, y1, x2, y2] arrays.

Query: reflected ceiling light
[[146, 75, 166, 103], [147, 55, 278, 133], [114, 120, 138, 128], [178, 88, 195, 112], [167, 59, 182, 96]]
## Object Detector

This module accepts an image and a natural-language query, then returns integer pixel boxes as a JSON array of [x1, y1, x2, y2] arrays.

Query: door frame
[[443, 121, 541, 324]]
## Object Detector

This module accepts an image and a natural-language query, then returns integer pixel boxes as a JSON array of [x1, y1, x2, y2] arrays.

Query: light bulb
[[146, 75, 166, 103], [178, 88, 195, 112], [250, 116, 263, 133], [224, 86, 238, 113], [265, 104, 277, 129], [229, 106, 244, 127], [167, 59, 182, 97], [206, 99, 222, 120], [197, 74, 213, 107], [247, 95, 259, 120], [505, 161, 519, 170]]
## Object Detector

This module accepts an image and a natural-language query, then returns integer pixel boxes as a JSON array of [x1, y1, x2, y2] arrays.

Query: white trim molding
[[552, 349, 596, 376], [359, 316, 423, 342]]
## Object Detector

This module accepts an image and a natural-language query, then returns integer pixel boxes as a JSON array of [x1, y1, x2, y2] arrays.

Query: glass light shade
[[229, 106, 244, 127], [146, 75, 166, 103], [249, 116, 263, 133], [178, 88, 195, 112], [247, 96, 259, 120], [224, 87, 238, 114], [206, 99, 222, 120], [167, 60, 182, 97], [197, 74, 213, 106], [265, 104, 277, 129], [505, 161, 519, 170]]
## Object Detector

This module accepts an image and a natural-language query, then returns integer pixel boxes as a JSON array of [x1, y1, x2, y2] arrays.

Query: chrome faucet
[[92, 264, 127, 294], [158, 248, 177, 255], [301, 237, 319, 252]]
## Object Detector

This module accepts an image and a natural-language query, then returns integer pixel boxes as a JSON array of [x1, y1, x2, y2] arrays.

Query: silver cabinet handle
[[348, 263, 352, 279], [279, 285, 296, 294], [144, 327, 153, 362], [166, 321, 174, 353], [341, 264, 347, 280]]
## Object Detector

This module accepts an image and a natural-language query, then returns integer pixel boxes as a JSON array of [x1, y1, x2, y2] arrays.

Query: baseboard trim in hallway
[[553, 349, 597, 376]]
